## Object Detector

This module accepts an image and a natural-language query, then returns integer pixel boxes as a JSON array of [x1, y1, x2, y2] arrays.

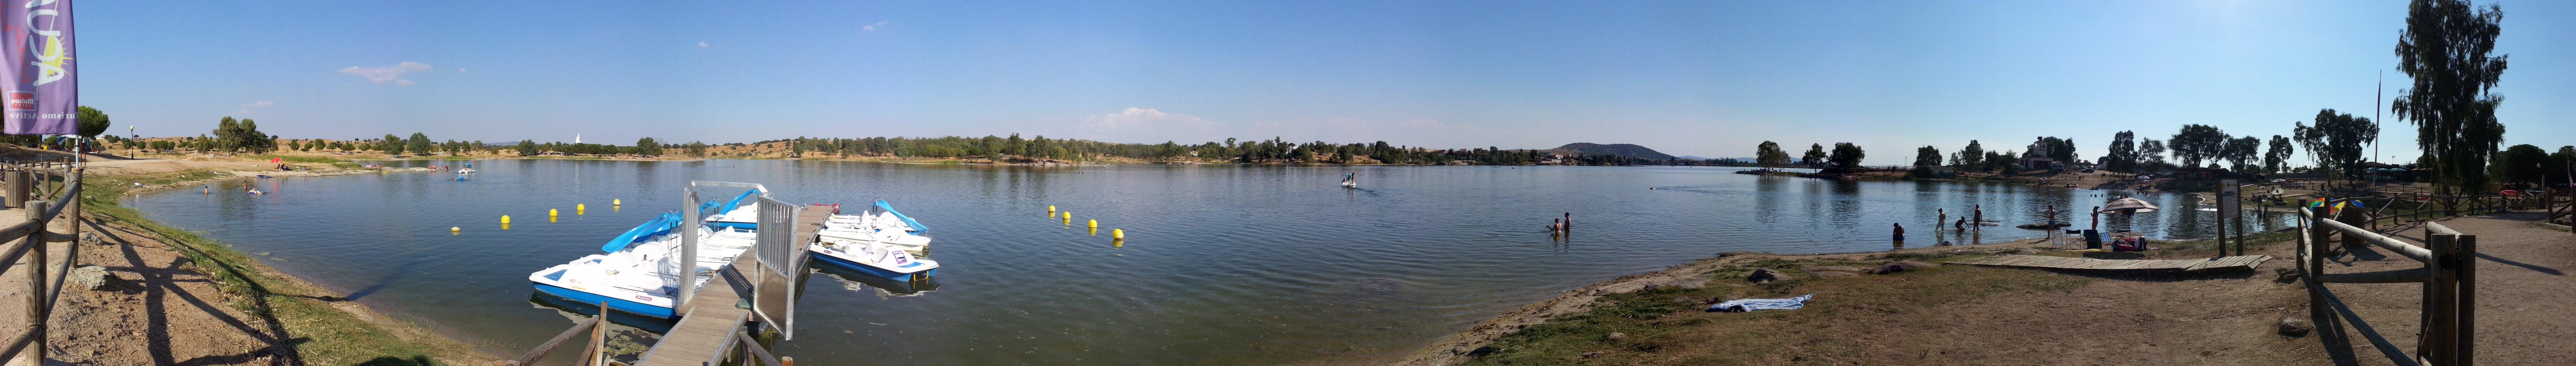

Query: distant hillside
[[1674, 155, 1710, 161], [1540, 143, 1676, 160]]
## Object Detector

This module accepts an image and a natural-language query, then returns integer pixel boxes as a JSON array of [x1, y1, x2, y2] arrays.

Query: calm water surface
[[121, 160, 2294, 364]]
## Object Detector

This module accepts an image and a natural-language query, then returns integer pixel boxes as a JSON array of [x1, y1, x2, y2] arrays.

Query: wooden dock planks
[[1947, 254, 2272, 273], [634, 207, 830, 366]]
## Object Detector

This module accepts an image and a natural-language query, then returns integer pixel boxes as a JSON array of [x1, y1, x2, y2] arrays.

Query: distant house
[[2016, 137, 2060, 171], [2018, 157, 2057, 171]]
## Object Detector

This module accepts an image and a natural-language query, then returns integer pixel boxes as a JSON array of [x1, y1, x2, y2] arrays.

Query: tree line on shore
[[90, 114, 1673, 166], [1754, 1, 2563, 195], [752, 134, 1661, 166]]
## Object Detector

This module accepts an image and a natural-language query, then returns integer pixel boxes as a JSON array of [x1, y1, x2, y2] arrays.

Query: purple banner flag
[[2, 0, 73, 135]]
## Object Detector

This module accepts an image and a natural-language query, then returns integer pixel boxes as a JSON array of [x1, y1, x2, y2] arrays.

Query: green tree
[[2393, 0, 2510, 194], [1826, 142, 1865, 171], [2293, 109, 2380, 182], [2168, 124, 2228, 168], [2548, 146, 2576, 186], [1913, 145, 1941, 167], [2493, 144, 2548, 185], [2264, 135, 2295, 174], [212, 117, 241, 152], [1799, 143, 1827, 168], [2137, 139, 2167, 170], [516, 140, 537, 156], [406, 133, 433, 155], [75, 106, 108, 138], [634, 137, 663, 156], [2221, 136, 2260, 172], [381, 134, 404, 155], [2104, 131, 2136, 172], [1953, 140, 1985, 168], [1754, 141, 1790, 169]]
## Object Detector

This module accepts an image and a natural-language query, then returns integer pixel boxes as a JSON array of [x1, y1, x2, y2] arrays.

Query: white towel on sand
[[1706, 294, 1814, 313]]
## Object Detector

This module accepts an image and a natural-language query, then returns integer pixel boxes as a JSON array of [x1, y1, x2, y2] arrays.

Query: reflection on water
[[124, 162, 2297, 365], [814, 264, 941, 297]]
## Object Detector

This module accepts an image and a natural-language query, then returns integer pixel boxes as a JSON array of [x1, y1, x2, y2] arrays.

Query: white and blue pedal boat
[[527, 212, 758, 318]]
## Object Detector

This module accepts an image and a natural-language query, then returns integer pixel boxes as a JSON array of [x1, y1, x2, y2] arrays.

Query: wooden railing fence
[[505, 302, 615, 366], [0, 156, 85, 365], [706, 313, 793, 366], [2298, 199, 2476, 366]]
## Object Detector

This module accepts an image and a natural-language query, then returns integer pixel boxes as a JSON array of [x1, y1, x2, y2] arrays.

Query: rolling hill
[[1539, 143, 1676, 160]]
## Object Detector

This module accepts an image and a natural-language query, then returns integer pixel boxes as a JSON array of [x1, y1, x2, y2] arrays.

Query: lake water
[[120, 160, 2296, 364]]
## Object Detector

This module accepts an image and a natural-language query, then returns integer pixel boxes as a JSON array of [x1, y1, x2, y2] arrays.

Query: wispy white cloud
[[1084, 107, 1217, 130], [338, 61, 433, 86], [457, 68, 468, 73], [863, 21, 888, 32], [697, 41, 710, 49], [233, 100, 274, 115]]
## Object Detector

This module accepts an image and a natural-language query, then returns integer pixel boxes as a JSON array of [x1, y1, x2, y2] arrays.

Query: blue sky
[[78, 1, 2575, 165]]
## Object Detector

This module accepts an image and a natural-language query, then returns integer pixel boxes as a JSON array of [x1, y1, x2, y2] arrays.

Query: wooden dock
[[1947, 254, 2272, 273], [632, 207, 829, 366]]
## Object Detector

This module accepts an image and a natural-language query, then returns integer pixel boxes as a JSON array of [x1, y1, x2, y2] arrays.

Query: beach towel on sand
[[1705, 294, 1814, 313]]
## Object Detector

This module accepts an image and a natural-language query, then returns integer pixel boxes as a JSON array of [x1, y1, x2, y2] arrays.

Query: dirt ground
[[2315, 211, 2576, 365], [1389, 232, 2340, 366], [4, 156, 487, 365], [1395, 210, 2576, 366], [1384, 239, 2053, 366], [5, 216, 289, 365]]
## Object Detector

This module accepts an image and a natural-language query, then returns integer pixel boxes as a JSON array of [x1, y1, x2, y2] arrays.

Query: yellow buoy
[[501, 215, 511, 223], [1063, 212, 1072, 220], [549, 208, 560, 216], [577, 204, 586, 211], [1048, 205, 1057, 213], [450, 227, 461, 233], [1112, 228, 1125, 239], [614, 199, 623, 206], [1087, 219, 1098, 228]]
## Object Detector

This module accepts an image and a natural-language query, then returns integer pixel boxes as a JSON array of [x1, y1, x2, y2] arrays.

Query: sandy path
[[2318, 211, 2576, 365]]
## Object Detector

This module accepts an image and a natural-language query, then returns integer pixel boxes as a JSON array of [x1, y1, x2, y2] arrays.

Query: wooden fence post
[[2456, 234, 2477, 366], [16, 200, 46, 366], [2309, 205, 2332, 253], [2305, 213, 2325, 323], [4, 171, 26, 209], [2421, 232, 2455, 365]]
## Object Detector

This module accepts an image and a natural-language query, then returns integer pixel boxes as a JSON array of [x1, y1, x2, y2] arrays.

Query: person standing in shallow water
[[1892, 223, 1905, 244]]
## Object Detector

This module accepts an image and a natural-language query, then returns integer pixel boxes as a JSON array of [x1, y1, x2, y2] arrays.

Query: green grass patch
[[82, 170, 469, 365], [1463, 254, 2089, 366]]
